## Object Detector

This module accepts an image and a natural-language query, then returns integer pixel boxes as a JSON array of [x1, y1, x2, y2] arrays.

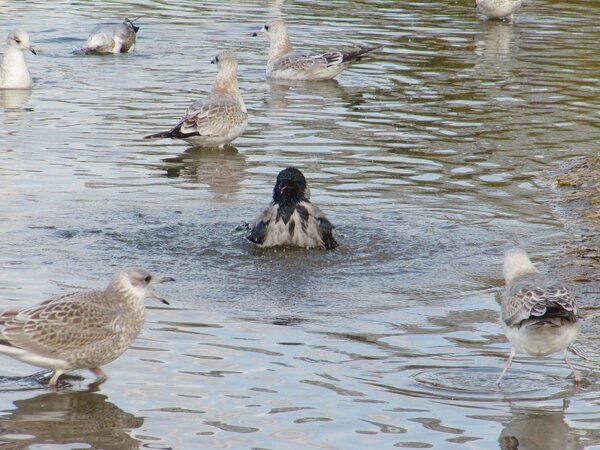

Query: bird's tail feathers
[[144, 130, 175, 139], [341, 44, 383, 63]]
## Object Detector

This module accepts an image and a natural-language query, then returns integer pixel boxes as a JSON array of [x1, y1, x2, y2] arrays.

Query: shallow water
[[1, 0, 599, 448]]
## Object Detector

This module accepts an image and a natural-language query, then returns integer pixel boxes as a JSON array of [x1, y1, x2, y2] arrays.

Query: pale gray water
[[0, 0, 599, 448]]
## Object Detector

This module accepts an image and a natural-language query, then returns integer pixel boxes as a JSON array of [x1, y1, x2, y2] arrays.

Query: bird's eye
[[264, 25, 270, 31], [144, 275, 152, 283], [15, 39, 21, 44]]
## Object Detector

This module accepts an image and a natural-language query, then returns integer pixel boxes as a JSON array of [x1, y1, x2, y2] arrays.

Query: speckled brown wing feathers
[[502, 280, 578, 327], [178, 98, 247, 137], [0, 292, 122, 359], [272, 51, 326, 73]]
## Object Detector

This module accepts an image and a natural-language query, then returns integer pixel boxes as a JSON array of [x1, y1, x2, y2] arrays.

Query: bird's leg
[[496, 349, 516, 385], [89, 367, 108, 382], [563, 349, 582, 383], [48, 370, 64, 388]]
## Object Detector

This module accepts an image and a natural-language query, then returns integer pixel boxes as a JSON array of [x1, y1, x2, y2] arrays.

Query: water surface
[[1, 0, 599, 448]]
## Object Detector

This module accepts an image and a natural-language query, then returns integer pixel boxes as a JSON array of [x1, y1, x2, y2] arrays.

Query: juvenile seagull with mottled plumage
[[82, 18, 140, 54], [476, 0, 523, 21], [145, 51, 248, 148], [496, 248, 581, 385], [248, 168, 337, 250], [0, 268, 174, 387], [252, 19, 381, 80]]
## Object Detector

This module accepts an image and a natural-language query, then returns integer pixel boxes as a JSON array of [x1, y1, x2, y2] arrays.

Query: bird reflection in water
[[499, 404, 580, 450], [160, 146, 248, 199], [0, 89, 32, 110], [0, 391, 144, 448]]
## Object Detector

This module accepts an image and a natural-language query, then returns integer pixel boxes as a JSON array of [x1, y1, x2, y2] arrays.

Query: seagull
[[496, 248, 581, 385], [248, 167, 337, 249], [0, 268, 174, 387], [0, 30, 36, 90], [476, 0, 523, 21], [82, 18, 140, 54], [144, 51, 248, 148], [252, 19, 381, 80]]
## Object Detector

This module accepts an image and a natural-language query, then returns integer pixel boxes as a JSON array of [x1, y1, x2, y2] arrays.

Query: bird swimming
[[252, 19, 381, 80], [81, 18, 140, 54], [248, 167, 337, 250], [476, 0, 523, 21], [0, 30, 36, 90]]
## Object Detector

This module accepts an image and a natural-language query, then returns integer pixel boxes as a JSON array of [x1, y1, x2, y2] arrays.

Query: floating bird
[[145, 51, 248, 147], [0, 30, 36, 90], [252, 19, 381, 80], [496, 249, 581, 385], [0, 268, 174, 387], [82, 18, 140, 54], [476, 0, 523, 21], [248, 168, 337, 249]]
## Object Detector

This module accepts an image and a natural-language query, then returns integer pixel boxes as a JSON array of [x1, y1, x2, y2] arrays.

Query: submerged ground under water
[[0, 0, 599, 448]]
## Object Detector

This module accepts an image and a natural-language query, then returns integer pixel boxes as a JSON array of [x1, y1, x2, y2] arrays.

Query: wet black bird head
[[273, 167, 308, 205]]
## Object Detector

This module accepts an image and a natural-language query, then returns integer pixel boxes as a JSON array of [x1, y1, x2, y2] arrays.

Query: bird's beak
[[29, 47, 36, 55], [150, 276, 175, 305], [252, 26, 265, 37]]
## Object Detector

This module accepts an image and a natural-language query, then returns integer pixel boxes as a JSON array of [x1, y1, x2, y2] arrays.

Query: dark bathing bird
[[81, 18, 140, 54], [144, 51, 248, 148], [252, 19, 381, 80], [0, 268, 174, 387], [248, 167, 337, 250], [496, 248, 580, 385]]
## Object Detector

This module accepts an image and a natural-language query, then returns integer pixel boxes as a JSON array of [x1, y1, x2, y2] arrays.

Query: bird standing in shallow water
[[248, 168, 337, 250], [81, 18, 140, 54], [0, 268, 174, 387], [252, 19, 381, 80], [476, 0, 523, 21], [0, 30, 36, 90], [497, 248, 581, 385], [145, 51, 248, 148]]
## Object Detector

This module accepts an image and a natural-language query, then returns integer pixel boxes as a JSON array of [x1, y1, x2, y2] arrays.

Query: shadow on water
[[0, 390, 144, 449]]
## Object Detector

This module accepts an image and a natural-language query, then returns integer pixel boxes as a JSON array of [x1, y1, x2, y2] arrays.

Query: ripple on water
[[406, 367, 577, 403]]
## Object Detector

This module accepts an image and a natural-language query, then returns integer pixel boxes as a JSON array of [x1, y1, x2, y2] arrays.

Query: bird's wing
[[174, 97, 247, 138], [273, 46, 379, 76], [502, 280, 577, 327], [248, 204, 276, 245], [272, 51, 330, 73], [0, 292, 121, 359], [299, 202, 338, 250]]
